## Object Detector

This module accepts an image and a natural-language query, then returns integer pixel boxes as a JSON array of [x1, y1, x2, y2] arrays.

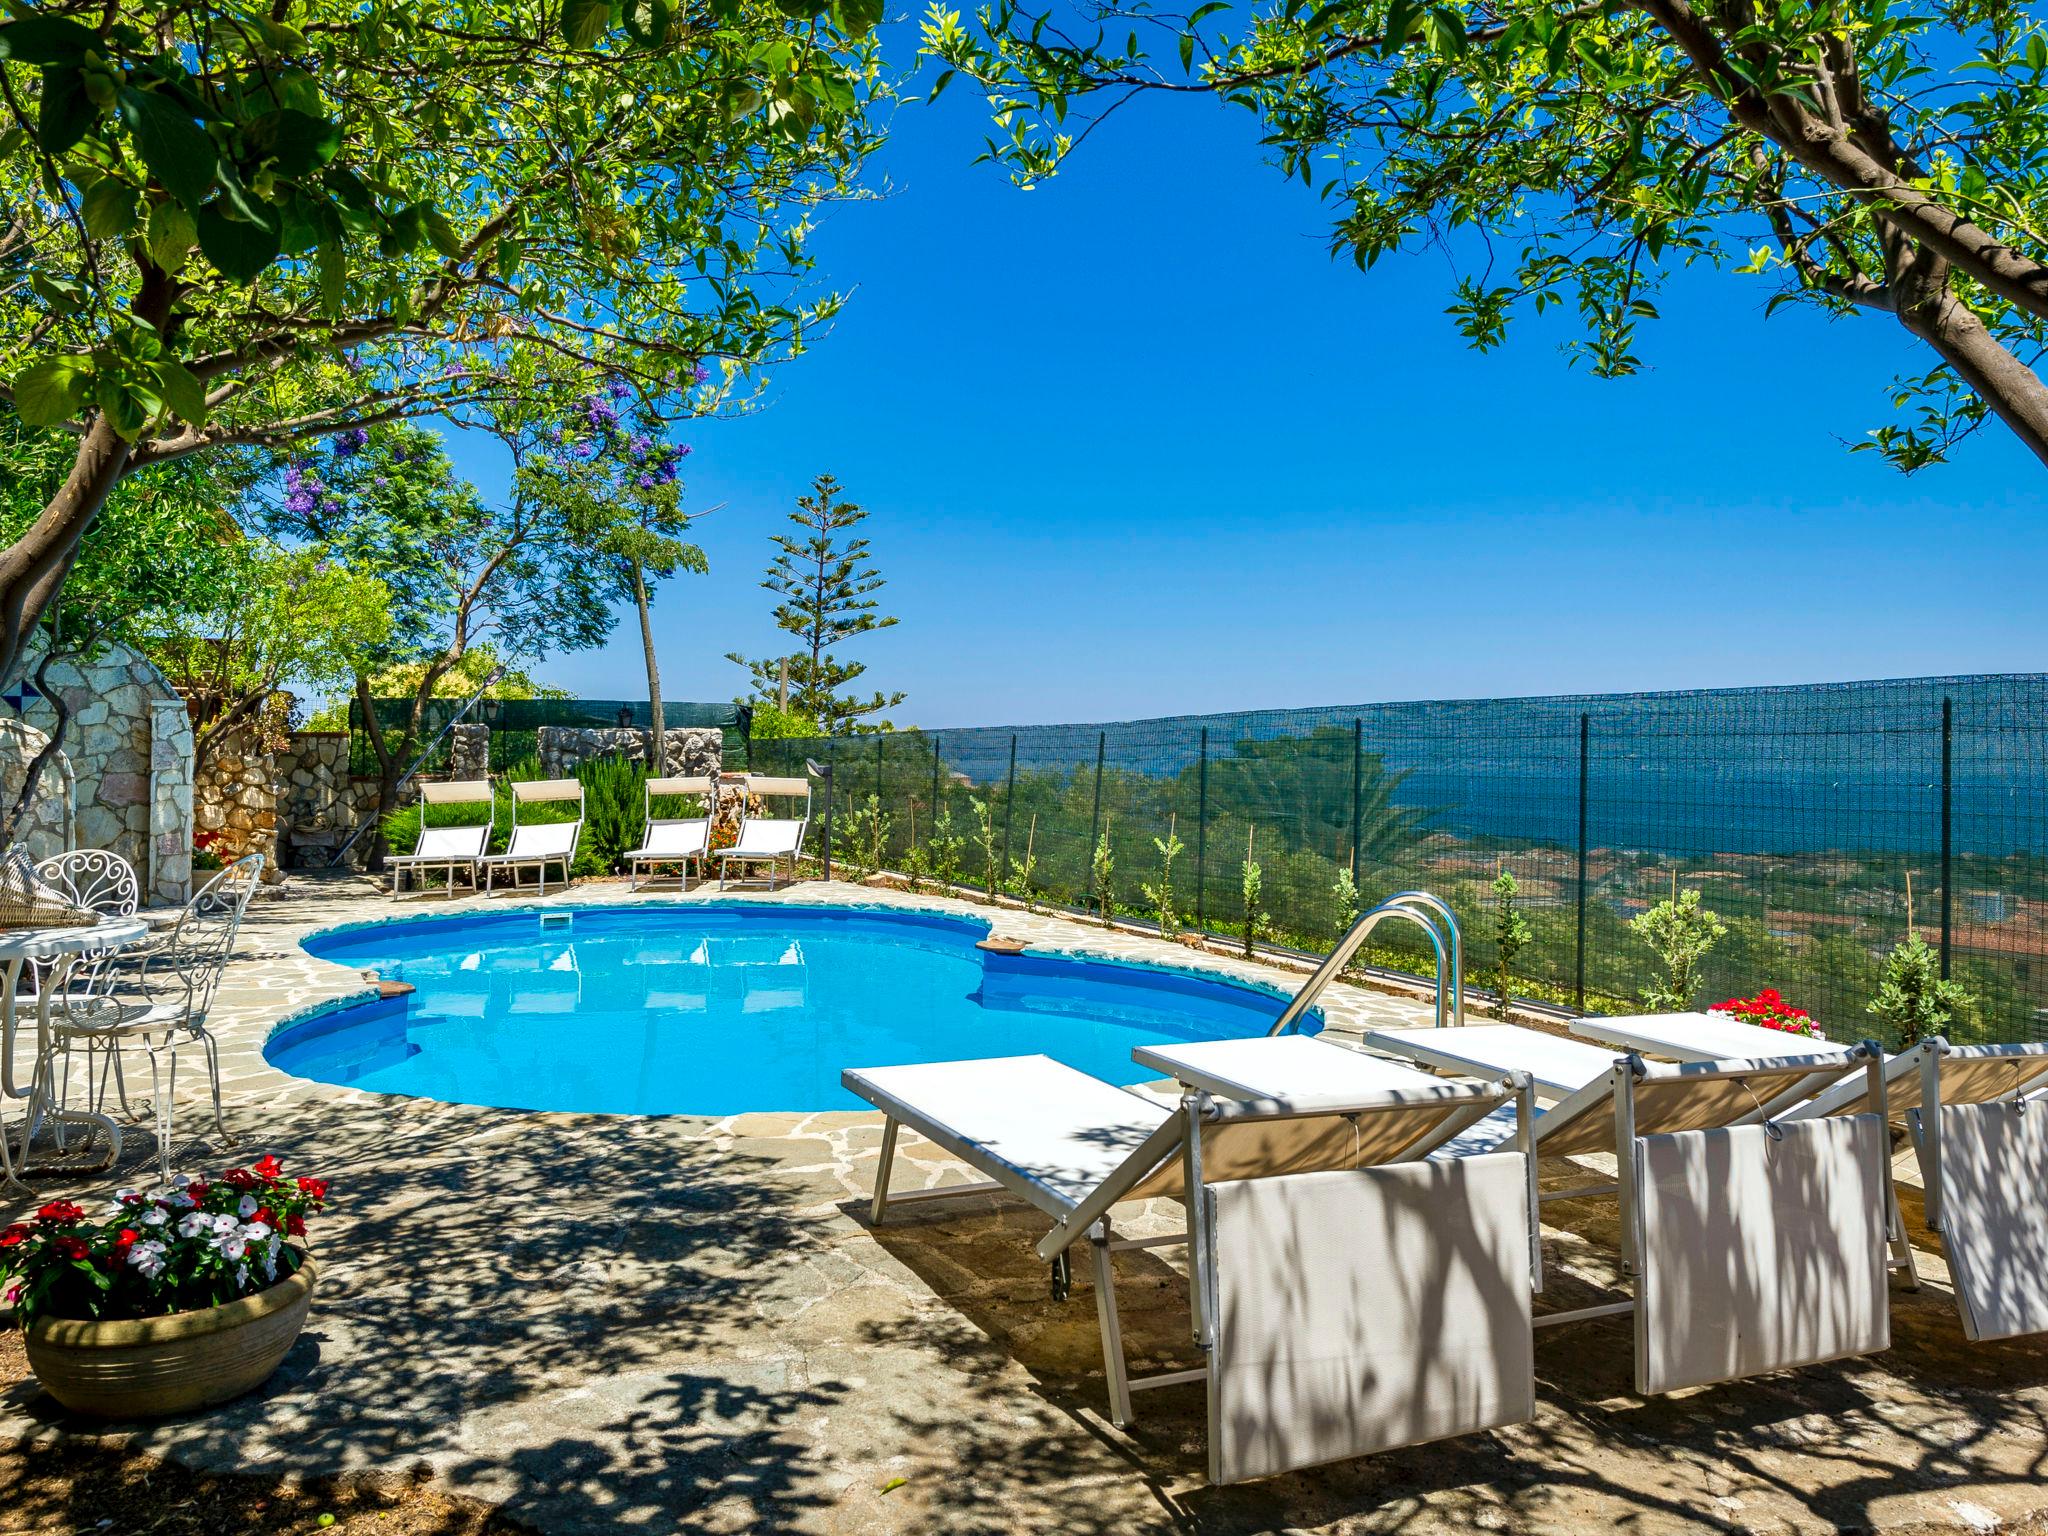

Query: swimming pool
[[269, 903, 1318, 1115]]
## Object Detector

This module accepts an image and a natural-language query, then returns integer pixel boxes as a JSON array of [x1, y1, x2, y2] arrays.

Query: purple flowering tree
[[528, 379, 703, 771], [262, 414, 631, 844]]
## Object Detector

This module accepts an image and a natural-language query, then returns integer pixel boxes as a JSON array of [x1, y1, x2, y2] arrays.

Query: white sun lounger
[[1567, 1013, 2048, 1339], [625, 776, 716, 890], [715, 775, 811, 890], [1366, 1022, 1901, 1394], [845, 1043, 1539, 1482], [386, 780, 494, 900], [478, 779, 584, 896], [1893, 1037, 2048, 1340], [1571, 1010, 1851, 1064]]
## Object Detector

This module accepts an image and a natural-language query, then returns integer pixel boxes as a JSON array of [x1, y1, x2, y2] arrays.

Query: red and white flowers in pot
[[2, 1156, 329, 1418], [1710, 988, 1825, 1040]]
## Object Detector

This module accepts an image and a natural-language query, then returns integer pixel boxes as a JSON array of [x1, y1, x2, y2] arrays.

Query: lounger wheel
[[1051, 1252, 1071, 1302]]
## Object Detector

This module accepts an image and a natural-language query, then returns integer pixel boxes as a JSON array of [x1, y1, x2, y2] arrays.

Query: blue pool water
[[270, 904, 1317, 1115]]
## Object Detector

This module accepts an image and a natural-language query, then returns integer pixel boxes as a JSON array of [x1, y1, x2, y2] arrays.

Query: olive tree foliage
[[925, 0, 2048, 470], [0, 0, 887, 697]]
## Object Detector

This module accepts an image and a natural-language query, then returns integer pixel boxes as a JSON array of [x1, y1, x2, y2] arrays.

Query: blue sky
[[442, 66, 2045, 729]]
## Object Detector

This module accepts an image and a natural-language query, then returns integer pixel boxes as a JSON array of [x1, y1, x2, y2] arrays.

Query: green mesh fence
[[750, 676, 2048, 1049], [347, 698, 746, 776]]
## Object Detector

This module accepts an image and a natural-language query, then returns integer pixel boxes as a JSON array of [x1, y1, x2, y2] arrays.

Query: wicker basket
[[0, 845, 97, 930]]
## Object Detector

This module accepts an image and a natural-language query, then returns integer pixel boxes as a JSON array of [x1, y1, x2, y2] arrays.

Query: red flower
[[113, 1228, 139, 1247], [0, 1224, 28, 1247], [252, 1155, 284, 1180], [254, 1207, 278, 1229], [51, 1236, 89, 1261], [285, 1214, 306, 1237], [184, 1180, 209, 1202], [222, 1168, 257, 1191], [296, 1177, 328, 1200], [35, 1200, 83, 1225]]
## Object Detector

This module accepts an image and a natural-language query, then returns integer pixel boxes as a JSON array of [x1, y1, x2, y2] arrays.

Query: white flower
[[213, 1231, 248, 1261], [140, 1207, 166, 1227], [177, 1211, 212, 1239], [237, 1194, 259, 1218], [127, 1240, 166, 1280], [211, 1213, 238, 1236], [235, 1262, 250, 1290], [168, 1188, 196, 1210]]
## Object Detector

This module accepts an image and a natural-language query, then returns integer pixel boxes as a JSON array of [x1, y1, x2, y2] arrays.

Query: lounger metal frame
[[714, 775, 811, 891], [859, 1067, 1537, 1428], [479, 779, 584, 897], [626, 775, 717, 890], [387, 780, 494, 900]]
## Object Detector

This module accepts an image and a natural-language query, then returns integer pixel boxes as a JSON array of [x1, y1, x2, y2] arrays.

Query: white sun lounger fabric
[[845, 1054, 1172, 1217], [1205, 1153, 1535, 1485], [1571, 1011, 1853, 1065], [1632, 1115, 1891, 1394], [1927, 1098, 2048, 1340]]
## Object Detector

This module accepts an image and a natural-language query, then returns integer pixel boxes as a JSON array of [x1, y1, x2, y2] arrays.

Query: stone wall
[[193, 730, 387, 875], [536, 726, 721, 779], [0, 720, 73, 865], [192, 733, 281, 881], [12, 639, 193, 905]]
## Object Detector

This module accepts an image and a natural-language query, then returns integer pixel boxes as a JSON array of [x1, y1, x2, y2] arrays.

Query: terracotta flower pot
[[24, 1252, 317, 1419]]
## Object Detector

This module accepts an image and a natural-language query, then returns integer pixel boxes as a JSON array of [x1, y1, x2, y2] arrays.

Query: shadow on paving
[[4, 1093, 857, 1534], [852, 1186, 2048, 1536]]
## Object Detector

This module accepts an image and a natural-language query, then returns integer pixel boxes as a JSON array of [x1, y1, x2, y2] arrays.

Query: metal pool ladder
[[1268, 890, 1464, 1034]]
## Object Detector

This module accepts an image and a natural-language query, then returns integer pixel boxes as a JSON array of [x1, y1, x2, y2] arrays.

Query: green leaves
[[561, 0, 611, 49], [37, 67, 97, 153], [623, 0, 674, 47], [117, 87, 218, 208], [0, 16, 102, 65], [196, 200, 282, 282], [12, 355, 92, 427], [246, 110, 343, 177], [153, 358, 207, 425], [146, 199, 198, 272], [79, 176, 136, 239]]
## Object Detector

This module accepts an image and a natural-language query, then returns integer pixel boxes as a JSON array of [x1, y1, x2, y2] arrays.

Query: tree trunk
[[354, 674, 398, 868], [0, 418, 132, 692], [633, 561, 665, 774]]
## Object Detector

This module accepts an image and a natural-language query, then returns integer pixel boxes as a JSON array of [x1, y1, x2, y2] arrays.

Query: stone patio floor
[[4, 873, 2047, 1535]]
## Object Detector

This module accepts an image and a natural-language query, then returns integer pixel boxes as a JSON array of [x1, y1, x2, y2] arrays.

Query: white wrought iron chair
[[49, 853, 264, 1180], [33, 849, 142, 1116]]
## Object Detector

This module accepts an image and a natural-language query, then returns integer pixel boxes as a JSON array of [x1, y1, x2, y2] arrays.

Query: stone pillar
[[448, 723, 489, 780], [148, 697, 195, 903]]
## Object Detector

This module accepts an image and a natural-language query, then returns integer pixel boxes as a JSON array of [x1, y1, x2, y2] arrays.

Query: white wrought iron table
[[0, 916, 147, 1190]]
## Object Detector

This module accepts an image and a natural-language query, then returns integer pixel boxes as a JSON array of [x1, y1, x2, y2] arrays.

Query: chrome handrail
[[1268, 892, 1462, 1035], [1383, 889, 1465, 1026]]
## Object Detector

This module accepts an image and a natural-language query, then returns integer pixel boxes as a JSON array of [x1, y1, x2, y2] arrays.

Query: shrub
[[1490, 864, 1532, 1020], [1869, 931, 1975, 1046], [1631, 886, 1727, 1010]]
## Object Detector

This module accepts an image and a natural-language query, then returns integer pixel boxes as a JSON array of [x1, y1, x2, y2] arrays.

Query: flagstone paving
[[4, 874, 2047, 1535]]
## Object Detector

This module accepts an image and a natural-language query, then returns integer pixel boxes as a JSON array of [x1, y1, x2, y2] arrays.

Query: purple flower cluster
[[579, 394, 620, 432], [282, 460, 324, 518], [331, 426, 369, 458]]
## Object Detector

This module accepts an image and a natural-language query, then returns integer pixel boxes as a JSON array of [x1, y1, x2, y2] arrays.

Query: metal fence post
[[1941, 695, 1954, 979], [929, 735, 942, 839], [1087, 731, 1106, 872], [1000, 733, 1018, 877], [1196, 727, 1210, 931], [1350, 718, 1364, 883], [1576, 711, 1590, 1014]]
